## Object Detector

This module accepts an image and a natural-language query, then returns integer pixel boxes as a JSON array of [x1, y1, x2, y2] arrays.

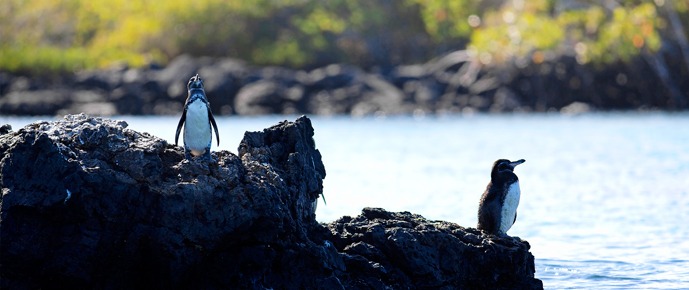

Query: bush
[[0, 0, 686, 73]]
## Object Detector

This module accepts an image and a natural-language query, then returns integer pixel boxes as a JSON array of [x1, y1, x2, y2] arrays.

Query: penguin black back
[[477, 159, 525, 235]]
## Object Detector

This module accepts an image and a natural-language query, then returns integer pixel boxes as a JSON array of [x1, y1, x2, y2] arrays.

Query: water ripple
[[539, 258, 689, 289]]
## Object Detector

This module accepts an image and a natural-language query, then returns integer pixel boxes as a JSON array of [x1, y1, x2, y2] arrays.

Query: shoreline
[[1, 51, 687, 117]]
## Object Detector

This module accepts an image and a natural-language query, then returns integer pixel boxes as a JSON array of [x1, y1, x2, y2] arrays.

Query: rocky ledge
[[0, 114, 542, 289]]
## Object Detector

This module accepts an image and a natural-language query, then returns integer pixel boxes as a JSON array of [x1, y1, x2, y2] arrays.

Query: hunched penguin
[[477, 159, 525, 236], [175, 74, 220, 161]]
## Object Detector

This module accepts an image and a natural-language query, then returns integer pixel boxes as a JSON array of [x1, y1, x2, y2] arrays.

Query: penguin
[[175, 74, 220, 161], [477, 159, 525, 236]]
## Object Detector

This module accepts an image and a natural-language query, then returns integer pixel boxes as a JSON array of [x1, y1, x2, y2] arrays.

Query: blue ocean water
[[3, 113, 688, 289]]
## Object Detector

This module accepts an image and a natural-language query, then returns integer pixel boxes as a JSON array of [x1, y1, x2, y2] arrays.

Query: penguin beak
[[509, 159, 525, 168]]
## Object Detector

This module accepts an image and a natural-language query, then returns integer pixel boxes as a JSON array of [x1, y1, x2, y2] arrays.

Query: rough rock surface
[[322, 208, 543, 289], [0, 114, 542, 289]]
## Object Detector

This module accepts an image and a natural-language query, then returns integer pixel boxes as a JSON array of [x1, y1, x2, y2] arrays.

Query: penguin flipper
[[208, 106, 220, 146], [175, 106, 187, 146], [513, 211, 518, 225], [478, 209, 495, 234]]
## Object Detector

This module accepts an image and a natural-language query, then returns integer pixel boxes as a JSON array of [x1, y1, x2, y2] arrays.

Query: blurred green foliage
[[0, 0, 687, 73]]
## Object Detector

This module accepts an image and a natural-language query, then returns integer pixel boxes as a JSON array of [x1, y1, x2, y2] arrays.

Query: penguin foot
[[184, 147, 193, 161]]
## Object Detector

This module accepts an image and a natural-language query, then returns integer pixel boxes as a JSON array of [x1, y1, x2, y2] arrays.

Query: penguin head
[[187, 74, 204, 91], [186, 74, 207, 102], [491, 159, 525, 177]]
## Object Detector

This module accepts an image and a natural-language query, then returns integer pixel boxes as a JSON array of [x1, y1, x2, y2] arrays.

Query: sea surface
[[3, 112, 689, 289]]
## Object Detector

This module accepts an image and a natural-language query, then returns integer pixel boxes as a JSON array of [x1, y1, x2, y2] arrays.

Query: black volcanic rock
[[234, 80, 296, 115], [0, 89, 74, 115], [0, 114, 542, 290], [3, 49, 689, 116], [323, 208, 543, 289], [0, 114, 329, 289]]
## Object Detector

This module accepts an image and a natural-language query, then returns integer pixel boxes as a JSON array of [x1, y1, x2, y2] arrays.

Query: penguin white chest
[[499, 181, 520, 234], [183, 100, 211, 156]]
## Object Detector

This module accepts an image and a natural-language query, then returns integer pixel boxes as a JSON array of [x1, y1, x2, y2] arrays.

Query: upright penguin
[[477, 159, 525, 236], [175, 74, 220, 161]]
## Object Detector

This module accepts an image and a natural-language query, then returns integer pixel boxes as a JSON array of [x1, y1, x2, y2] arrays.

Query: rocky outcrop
[[322, 208, 543, 289], [0, 114, 542, 289], [0, 114, 329, 289], [4, 50, 686, 117]]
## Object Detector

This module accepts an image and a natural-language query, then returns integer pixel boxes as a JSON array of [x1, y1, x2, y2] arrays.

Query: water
[[3, 113, 689, 289]]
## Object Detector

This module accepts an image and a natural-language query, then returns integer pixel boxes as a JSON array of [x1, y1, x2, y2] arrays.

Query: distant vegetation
[[0, 0, 687, 72]]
